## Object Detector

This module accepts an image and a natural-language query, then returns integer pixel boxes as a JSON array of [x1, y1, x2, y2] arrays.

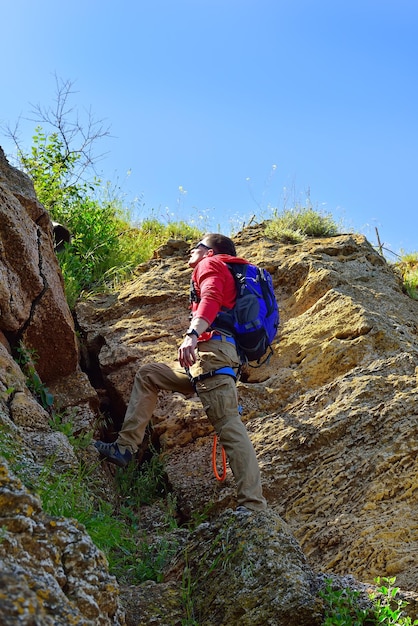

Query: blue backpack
[[215, 263, 279, 366]]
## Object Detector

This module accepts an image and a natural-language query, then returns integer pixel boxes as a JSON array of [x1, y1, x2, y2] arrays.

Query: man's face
[[188, 239, 212, 268]]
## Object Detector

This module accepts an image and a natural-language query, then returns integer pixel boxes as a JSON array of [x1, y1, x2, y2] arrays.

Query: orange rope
[[212, 434, 227, 481]]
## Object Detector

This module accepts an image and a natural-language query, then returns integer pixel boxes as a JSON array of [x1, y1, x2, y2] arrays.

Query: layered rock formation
[[76, 226, 418, 590]]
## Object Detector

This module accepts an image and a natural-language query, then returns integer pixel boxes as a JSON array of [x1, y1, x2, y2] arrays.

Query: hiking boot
[[94, 440, 133, 467]]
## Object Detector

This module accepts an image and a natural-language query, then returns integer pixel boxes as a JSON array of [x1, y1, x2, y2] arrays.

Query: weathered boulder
[[0, 146, 99, 436], [119, 508, 326, 626], [0, 459, 125, 625], [166, 508, 323, 626]]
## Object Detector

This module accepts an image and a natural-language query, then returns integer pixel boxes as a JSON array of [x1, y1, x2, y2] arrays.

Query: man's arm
[[178, 258, 231, 368], [178, 317, 208, 368]]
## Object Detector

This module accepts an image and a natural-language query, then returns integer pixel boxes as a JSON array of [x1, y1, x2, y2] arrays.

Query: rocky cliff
[[76, 225, 418, 585], [1, 147, 418, 624]]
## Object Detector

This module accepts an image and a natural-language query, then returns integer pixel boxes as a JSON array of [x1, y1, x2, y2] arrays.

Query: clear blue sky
[[2, 0, 417, 257]]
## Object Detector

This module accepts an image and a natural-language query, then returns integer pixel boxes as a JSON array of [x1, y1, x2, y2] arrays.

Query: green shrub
[[14, 343, 54, 410], [58, 209, 202, 308], [48, 410, 93, 450], [13, 124, 203, 309], [319, 578, 371, 625]]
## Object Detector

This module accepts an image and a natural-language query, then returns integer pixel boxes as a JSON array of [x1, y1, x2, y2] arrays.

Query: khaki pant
[[117, 336, 267, 511]]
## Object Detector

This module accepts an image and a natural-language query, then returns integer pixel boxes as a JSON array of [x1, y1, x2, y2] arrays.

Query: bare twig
[[375, 227, 383, 256], [3, 73, 112, 185]]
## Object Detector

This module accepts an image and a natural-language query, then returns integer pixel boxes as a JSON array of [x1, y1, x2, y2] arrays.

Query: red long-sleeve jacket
[[190, 254, 250, 333]]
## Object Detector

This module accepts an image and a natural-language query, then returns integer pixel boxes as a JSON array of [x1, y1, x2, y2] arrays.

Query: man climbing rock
[[95, 233, 267, 513]]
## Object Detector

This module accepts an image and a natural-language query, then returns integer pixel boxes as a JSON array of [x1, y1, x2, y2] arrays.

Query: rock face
[[0, 149, 116, 624], [120, 509, 325, 626], [1, 148, 418, 624], [0, 147, 79, 383], [76, 226, 418, 593], [0, 147, 98, 435]]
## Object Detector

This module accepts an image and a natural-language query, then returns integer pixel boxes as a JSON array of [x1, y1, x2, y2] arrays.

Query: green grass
[[36, 452, 179, 583], [320, 576, 418, 625], [0, 424, 179, 585], [115, 449, 169, 507], [0, 423, 23, 467]]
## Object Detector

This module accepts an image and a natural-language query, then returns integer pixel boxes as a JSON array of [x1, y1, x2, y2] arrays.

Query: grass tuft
[[395, 252, 418, 300], [265, 206, 339, 243]]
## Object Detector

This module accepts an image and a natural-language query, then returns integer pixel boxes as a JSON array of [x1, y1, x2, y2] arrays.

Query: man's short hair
[[205, 233, 236, 256]]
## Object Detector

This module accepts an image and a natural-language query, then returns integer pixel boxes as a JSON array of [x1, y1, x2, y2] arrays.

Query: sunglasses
[[191, 241, 211, 252]]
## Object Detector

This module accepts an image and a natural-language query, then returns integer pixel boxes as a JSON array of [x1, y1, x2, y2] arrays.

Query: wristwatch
[[185, 329, 199, 338]]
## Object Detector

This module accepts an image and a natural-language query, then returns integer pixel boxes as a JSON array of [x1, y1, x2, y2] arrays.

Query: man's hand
[[178, 334, 198, 368]]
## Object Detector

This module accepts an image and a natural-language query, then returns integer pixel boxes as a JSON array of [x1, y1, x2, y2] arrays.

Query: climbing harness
[[187, 365, 238, 386]]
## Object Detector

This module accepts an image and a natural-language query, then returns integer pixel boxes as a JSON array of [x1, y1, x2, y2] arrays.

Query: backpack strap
[[189, 278, 199, 304]]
